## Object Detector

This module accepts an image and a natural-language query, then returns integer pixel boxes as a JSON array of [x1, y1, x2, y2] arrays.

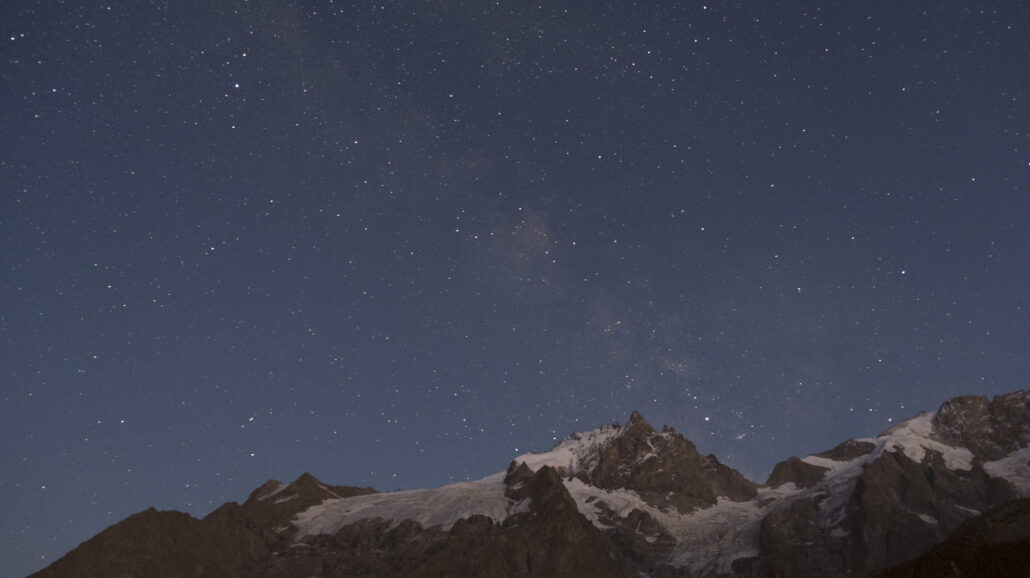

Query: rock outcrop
[[574, 410, 757, 513], [765, 456, 829, 489], [931, 390, 1030, 460]]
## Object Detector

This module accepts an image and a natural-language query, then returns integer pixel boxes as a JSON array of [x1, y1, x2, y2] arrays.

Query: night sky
[[3, 1, 1029, 575]]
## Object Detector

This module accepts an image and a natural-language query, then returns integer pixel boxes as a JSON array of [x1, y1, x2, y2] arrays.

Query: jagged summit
[[626, 409, 654, 432], [932, 390, 1030, 459], [30, 390, 1030, 578], [513, 410, 756, 513], [247, 471, 372, 505]]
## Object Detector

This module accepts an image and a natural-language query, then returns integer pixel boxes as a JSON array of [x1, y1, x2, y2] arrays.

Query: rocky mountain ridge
[[31, 390, 1030, 577]]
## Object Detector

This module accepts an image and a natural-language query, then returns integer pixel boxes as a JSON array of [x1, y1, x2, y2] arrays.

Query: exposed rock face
[[765, 456, 829, 488], [875, 498, 1030, 578], [581, 410, 758, 513], [24, 508, 245, 578], [843, 447, 1017, 574], [817, 438, 877, 461], [932, 390, 1030, 460], [762, 439, 875, 489], [30, 390, 1030, 578], [759, 496, 852, 576]]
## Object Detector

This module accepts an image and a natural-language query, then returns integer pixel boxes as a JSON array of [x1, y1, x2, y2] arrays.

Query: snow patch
[[514, 424, 623, 476], [984, 444, 1030, 496], [318, 483, 345, 499], [881, 412, 974, 470], [563, 478, 646, 529], [511, 497, 533, 515], [955, 505, 982, 516], [293, 472, 516, 538], [802, 445, 877, 474], [257, 481, 288, 501], [917, 513, 938, 525]]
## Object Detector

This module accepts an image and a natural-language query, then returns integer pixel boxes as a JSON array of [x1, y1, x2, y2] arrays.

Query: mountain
[[31, 391, 1030, 577]]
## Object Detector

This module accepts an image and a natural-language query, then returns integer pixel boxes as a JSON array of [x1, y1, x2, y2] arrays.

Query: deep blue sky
[[3, 1, 1029, 576]]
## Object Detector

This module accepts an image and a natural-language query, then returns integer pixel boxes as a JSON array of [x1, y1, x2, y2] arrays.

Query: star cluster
[[3, 2, 1029, 575]]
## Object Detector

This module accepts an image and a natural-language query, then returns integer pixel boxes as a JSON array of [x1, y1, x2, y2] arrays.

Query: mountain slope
[[874, 497, 1030, 578], [31, 390, 1030, 577], [29, 475, 376, 578]]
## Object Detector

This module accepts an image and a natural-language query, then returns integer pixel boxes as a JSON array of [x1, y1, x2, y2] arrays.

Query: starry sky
[[2, 1, 1029, 575]]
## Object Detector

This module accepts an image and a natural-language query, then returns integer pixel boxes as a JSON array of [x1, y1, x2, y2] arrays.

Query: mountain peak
[[513, 411, 757, 512], [626, 409, 653, 431]]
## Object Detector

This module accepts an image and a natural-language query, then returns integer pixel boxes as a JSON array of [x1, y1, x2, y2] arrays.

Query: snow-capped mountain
[[31, 391, 1030, 577]]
